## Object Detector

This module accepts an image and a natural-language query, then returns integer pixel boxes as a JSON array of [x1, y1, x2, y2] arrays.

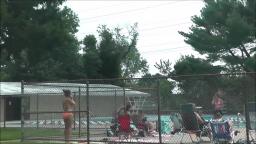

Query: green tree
[[220, 75, 255, 112], [171, 56, 223, 108], [138, 73, 176, 110], [122, 46, 148, 78], [178, 0, 256, 110], [179, 0, 256, 73], [82, 35, 102, 79], [154, 59, 173, 76], [96, 24, 148, 79], [97, 25, 124, 79], [0, 0, 82, 81]]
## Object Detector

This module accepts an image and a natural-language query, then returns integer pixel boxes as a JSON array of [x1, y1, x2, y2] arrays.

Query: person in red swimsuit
[[62, 89, 75, 143]]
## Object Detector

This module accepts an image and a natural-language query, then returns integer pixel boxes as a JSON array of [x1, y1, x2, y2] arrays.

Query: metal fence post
[[78, 87, 81, 137], [73, 92, 76, 130], [157, 79, 162, 144], [36, 94, 39, 129], [114, 89, 117, 113], [3, 96, 6, 128], [123, 87, 126, 107], [86, 81, 90, 144], [244, 103, 250, 144], [21, 80, 24, 142]]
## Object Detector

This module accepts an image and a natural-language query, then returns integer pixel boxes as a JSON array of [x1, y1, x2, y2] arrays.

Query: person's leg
[[67, 117, 72, 143], [64, 115, 72, 144], [64, 118, 69, 143]]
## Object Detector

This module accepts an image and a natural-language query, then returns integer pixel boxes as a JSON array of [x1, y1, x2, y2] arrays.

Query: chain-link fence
[[20, 73, 255, 143]]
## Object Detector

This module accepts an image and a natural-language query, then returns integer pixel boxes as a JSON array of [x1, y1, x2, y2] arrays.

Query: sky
[[65, 0, 205, 74]]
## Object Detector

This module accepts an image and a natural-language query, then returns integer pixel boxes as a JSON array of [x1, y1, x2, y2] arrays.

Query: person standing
[[212, 89, 224, 113], [62, 89, 75, 144]]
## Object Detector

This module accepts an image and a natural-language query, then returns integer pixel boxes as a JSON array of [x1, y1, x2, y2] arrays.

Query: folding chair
[[210, 121, 234, 144], [180, 103, 203, 143]]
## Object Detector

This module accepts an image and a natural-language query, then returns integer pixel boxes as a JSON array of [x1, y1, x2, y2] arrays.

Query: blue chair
[[210, 121, 234, 143]]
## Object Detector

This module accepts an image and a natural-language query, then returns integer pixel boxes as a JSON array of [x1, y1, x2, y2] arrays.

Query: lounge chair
[[179, 103, 209, 143]]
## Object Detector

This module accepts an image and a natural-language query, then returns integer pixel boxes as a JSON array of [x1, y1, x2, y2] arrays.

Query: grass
[[0, 128, 39, 143], [0, 128, 21, 141], [25, 128, 63, 137], [1, 141, 54, 144], [0, 128, 87, 143]]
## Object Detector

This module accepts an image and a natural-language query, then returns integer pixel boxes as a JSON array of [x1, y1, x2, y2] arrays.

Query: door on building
[[5, 97, 21, 121]]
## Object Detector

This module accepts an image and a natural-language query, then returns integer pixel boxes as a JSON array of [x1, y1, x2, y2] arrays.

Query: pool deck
[[23, 135, 211, 144], [23, 127, 254, 144], [1, 121, 255, 144]]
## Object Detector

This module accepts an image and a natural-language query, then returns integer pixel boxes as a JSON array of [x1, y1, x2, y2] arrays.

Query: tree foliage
[[82, 24, 148, 79], [220, 75, 255, 112], [154, 0, 255, 110], [1, 1, 147, 81], [82, 35, 102, 78], [172, 56, 223, 108], [1, 0, 82, 81], [179, 0, 256, 72], [137, 73, 176, 110], [154, 59, 172, 76], [122, 45, 148, 78]]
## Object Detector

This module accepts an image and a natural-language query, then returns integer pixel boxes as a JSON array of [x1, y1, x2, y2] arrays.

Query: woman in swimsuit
[[212, 89, 224, 113], [62, 89, 75, 143]]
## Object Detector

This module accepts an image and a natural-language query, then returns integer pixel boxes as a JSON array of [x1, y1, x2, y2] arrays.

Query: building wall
[[29, 95, 64, 120], [1, 95, 133, 121], [89, 96, 125, 117], [28, 95, 125, 120]]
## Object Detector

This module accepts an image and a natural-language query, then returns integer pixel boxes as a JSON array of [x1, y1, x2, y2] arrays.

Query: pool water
[[90, 114, 246, 129], [202, 114, 246, 128], [144, 114, 246, 129]]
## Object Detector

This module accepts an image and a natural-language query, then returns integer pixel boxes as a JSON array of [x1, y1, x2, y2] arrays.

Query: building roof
[[0, 82, 150, 97]]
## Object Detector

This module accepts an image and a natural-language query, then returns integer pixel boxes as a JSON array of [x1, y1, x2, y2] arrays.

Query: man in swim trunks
[[62, 89, 75, 143]]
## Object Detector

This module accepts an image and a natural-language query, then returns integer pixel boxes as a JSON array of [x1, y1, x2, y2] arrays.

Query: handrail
[[23, 110, 89, 115]]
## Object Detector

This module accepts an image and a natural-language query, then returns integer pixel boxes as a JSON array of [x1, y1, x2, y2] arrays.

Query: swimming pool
[[202, 114, 246, 128], [90, 114, 246, 129], [137, 114, 246, 129]]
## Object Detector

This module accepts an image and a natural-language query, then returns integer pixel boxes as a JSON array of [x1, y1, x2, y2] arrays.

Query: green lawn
[[0, 128, 86, 143], [25, 128, 63, 137], [0, 128, 38, 143], [0, 141, 54, 144], [0, 128, 21, 141]]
